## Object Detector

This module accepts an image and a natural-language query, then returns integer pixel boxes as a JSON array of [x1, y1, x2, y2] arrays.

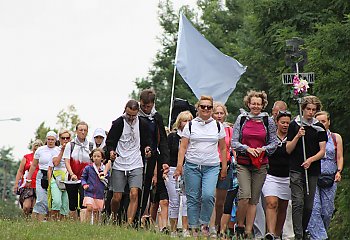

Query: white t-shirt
[[62, 138, 91, 164], [34, 145, 60, 171], [49, 145, 67, 171], [112, 117, 143, 171], [183, 119, 226, 166]]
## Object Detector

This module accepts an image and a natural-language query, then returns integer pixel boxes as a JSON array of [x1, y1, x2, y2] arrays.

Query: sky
[[0, 0, 196, 161]]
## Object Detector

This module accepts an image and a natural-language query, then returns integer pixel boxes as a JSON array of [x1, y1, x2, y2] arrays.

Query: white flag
[[175, 13, 247, 104]]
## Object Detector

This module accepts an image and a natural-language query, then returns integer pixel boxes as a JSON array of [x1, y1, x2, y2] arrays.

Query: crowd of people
[[13, 89, 344, 240]]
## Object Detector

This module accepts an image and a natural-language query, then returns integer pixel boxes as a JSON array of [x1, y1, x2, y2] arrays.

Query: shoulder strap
[[263, 116, 269, 142], [189, 120, 220, 133], [239, 116, 246, 129], [216, 121, 221, 133], [89, 142, 94, 152], [70, 142, 75, 156], [330, 132, 337, 161]]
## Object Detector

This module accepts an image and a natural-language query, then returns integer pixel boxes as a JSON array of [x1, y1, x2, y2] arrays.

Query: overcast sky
[[0, 0, 196, 160]]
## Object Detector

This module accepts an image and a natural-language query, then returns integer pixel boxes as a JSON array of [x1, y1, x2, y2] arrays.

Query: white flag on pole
[[175, 13, 247, 104]]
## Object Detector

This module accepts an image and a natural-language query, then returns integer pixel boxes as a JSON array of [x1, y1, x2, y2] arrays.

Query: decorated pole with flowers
[[293, 63, 311, 195]]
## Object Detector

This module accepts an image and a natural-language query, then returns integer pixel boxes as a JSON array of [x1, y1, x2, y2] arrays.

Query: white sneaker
[[170, 231, 177, 238], [183, 229, 191, 238]]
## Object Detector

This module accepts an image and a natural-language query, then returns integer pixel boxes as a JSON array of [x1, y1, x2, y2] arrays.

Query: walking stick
[[138, 152, 150, 228], [294, 63, 310, 195], [297, 98, 310, 195]]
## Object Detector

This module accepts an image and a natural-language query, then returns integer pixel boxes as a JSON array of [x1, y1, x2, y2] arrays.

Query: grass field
[[1, 219, 172, 240], [0, 198, 173, 240]]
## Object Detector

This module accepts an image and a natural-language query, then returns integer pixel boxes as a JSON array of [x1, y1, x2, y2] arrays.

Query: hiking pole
[[138, 153, 149, 228], [297, 98, 309, 195], [295, 61, 310, 195]]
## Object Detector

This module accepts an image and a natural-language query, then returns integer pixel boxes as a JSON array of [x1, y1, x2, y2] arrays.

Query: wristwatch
[[26, 179, 32, 183], [337, 169, 342, 173]]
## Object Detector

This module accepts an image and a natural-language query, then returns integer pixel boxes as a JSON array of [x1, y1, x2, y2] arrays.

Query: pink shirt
[[218, 126, 232, 162], [241, 120, 268, 164]]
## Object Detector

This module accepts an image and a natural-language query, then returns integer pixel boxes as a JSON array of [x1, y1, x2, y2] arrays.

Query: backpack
[[70, 141, 94, 155], [188, 120, 221, 134]]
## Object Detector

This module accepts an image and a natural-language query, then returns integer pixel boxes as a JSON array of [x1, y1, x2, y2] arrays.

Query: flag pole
[[168, 64, 177, 129]]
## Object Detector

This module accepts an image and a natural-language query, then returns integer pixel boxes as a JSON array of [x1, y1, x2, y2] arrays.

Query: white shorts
[[262, 174, 291, 200]]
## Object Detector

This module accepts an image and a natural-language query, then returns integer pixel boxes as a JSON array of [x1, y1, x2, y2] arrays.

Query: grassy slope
[[0, 220, 171, 240]]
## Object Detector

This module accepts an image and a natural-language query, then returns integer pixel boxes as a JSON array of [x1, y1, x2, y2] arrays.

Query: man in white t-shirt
[[106, 100, 152, 225]]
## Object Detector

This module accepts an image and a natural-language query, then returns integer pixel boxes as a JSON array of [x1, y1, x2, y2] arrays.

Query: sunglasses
[[277, 110, 292, 119], [60, 137, 70, 140], [199, 105, 213, 110]]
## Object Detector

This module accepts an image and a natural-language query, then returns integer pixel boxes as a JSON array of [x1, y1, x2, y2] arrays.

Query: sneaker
[[264, 233, 275, 240], [191, 228, 200, 238], [183, 229, 191, 238], [303, 230, 311, 240], [201, 225, 210, 237], [210, 226, 218, 239], [235, 225, 245, 239], [160, 227, 170, 235], [170, 231, 177, 238]]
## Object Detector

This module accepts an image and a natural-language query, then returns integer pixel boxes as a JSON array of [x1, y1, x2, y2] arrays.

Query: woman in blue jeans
[[174, 95, 227, 237]]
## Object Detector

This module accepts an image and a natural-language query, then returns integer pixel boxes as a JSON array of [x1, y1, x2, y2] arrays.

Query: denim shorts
[[216, 162, 233, 190]]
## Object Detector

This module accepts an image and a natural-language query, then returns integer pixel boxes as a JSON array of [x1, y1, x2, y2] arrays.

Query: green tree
[[28, 122, 56, 149], [0, 147, 17, 202], [56, 105, 80, 132]]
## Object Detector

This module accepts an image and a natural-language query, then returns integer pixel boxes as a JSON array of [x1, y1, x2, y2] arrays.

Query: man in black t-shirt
[[286, 96, 327, 240]]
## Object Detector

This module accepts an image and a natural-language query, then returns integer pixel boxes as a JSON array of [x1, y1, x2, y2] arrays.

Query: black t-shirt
[[287, 120, 327, 176], [167, 132, 180, 168], [268, 139, 289, 177]]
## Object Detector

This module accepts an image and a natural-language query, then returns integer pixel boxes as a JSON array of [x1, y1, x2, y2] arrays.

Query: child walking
[[81, 148, 107, 224]]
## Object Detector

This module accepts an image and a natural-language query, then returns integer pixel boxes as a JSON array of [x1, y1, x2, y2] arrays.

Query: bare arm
[[52, 144, 66, 166], [286, 127, 305, 154], [173, 137, 189, 179], [335, 133, 344, 182], [65, 158, 77, 180], [301, 141, 326, 169], [218, 138, 227, 180], [13, 157, 26, 193], [25, 159, 39, 187]]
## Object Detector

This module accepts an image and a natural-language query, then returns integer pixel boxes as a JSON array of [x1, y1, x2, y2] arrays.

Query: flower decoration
[[292, 74, 309, 97]]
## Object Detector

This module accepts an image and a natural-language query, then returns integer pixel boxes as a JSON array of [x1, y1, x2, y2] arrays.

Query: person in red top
[[232, 90, 278, 238], [13, 139, 43, 217]]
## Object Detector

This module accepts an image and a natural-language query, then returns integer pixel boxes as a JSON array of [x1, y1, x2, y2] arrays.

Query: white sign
[[282, 72, 315, 85]]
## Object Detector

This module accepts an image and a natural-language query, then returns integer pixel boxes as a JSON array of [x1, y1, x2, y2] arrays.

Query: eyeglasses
[[60, 137, 70, 140], [199, 105, 213, 110]]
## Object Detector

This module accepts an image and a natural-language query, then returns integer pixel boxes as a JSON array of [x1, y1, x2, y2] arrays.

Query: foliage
[[0, 199, 22, 220], [0, 147, 18, 202], [56, 105, 80, 133]]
